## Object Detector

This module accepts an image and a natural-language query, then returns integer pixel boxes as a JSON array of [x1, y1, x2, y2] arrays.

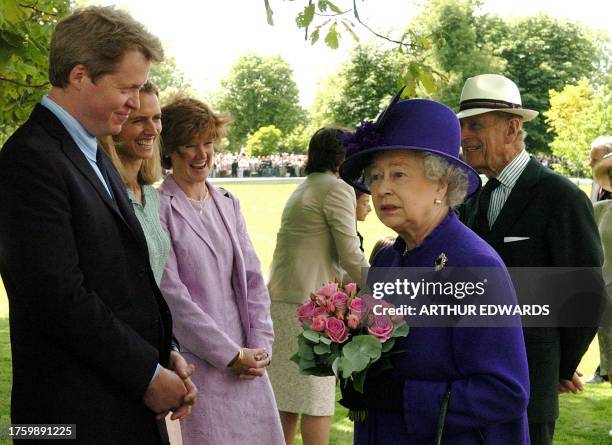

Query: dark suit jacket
[[459, 157, 603, 424], [0, 105, 173, 444]]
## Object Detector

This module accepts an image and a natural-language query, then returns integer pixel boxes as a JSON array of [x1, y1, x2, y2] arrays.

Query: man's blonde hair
[[49, 6, 163, 87]]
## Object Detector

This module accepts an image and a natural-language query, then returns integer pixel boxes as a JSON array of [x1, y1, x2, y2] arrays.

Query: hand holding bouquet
[[291, 281, 409, 420]]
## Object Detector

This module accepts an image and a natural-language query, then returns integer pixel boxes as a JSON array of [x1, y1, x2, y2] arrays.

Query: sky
[[93, 0, 611, 108]]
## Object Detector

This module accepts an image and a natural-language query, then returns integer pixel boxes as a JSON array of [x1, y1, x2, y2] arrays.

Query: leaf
[[342, 335, 382, 372], [317, 0, 328, 12], [0, 0, 23, 24], [263, 0, 274, 25], [324, 23, 339, 49], [391, 320, 409, 338], [352, 370, 367, 393], [381, 337, 395, 353], [298, 340, 315, 360], [310, 28, 320, 45], [419, 68, 437, 93], [303, 329, 321, 343], [326, 0, 343, 13], [319, 335, 332, 345], [290, 352, 301, 365], [296, 3, 315, 29], [341, 20, 359, 43], [314, 342, 331, 355]]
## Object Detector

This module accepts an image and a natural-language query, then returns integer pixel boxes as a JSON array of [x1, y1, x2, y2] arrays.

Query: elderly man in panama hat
[[457, 74, 606, 445]]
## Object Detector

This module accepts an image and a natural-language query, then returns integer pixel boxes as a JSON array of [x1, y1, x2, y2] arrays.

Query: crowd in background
[[211, 152, 307, 178]]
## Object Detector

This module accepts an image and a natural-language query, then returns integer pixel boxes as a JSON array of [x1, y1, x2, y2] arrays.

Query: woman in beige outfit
[[267, 127, 369, 445]]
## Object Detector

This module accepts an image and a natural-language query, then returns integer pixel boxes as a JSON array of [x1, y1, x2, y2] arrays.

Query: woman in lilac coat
[[158, 97, 284, 444], [339, 97, 530, 444]]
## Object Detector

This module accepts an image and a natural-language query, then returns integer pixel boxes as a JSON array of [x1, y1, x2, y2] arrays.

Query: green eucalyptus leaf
[[314, 342, 331, 355], [381, 337, 395, 353], [310, 28, 320, 45], [303, 329, 321, 343], [352, 370, 367, 393], [392, 321, 409, 338]]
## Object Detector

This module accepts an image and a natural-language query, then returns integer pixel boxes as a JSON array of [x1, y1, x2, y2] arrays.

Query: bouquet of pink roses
[[291, 280, 409, 421]]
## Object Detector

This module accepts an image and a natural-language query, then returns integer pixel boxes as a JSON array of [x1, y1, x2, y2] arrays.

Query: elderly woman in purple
[[339, 97, 530, 444], [157, 97, 284, 444]]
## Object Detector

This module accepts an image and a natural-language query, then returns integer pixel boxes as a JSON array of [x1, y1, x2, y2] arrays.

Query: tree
[[263, 0, 445, 97], [282, 124, 311, 154], [149, 56, 189, 93], [411, 0, 506, 108], [216, 53, 306, 149], [545, 80, 612, 177], [317, 44, 405, 127], [245, 125, 283, 156], [499, 15, 607, 153], [0, 0, 72, 145]]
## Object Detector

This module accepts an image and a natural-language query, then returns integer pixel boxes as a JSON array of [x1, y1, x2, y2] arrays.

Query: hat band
[[459, 98, 523, 111]]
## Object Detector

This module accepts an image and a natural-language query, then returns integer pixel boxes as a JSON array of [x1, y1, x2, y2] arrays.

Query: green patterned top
[[127, 185, 171, 285]]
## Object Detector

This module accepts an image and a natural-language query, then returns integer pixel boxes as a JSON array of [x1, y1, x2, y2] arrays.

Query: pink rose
[[296, 300, 316, 324], [331, 292, 348, 313], [325, 317, 350, 343], [312, 306, 328, 319], [317, 282, 339, 297], [347, 313, 360, 329], [367, 314, 394, 342], [349, 297, 363, 317], [344, 282, 358, 297], [311, 316, 327, 332]]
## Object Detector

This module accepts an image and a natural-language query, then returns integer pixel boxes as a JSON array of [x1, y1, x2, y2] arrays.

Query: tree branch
[[0, 76, 49, 88], [351, 0, 415, 49]]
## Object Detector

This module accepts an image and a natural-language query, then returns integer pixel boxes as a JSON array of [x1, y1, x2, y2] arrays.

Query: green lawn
[[0, 180, 609, 444]]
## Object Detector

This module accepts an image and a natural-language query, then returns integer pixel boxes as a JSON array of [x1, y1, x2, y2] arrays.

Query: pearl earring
[[434, 198, 442, 205]]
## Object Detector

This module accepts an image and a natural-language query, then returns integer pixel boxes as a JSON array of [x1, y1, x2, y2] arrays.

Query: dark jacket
[[458, 157, 604, 423], [0, 105, 173, 444]]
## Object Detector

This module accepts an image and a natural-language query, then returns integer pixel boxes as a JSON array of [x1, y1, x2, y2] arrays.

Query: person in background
[[158, 97, 284, 444], [354, 188, 372, 252], [589, 136, 612, 203], [588, 143, 612, 388], [339, 97, 530, 444], [100, 81, 185, 444], [267, 127, 369, 445]]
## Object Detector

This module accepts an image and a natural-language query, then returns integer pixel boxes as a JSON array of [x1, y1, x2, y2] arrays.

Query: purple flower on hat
[[341, 120, 385, 157]]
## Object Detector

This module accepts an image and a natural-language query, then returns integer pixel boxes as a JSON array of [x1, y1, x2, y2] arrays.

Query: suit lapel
[[161, 177, 217, 254], [489, 157, 542, 240], [32, 105, 149, 256]]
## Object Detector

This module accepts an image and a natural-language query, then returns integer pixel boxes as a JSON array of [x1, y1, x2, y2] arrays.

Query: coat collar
[[29, 105, 148, 253]]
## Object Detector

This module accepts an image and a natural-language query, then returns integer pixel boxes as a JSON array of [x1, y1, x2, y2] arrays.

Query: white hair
[[591, 136, 612, 153], [422, 153, 469, 208]]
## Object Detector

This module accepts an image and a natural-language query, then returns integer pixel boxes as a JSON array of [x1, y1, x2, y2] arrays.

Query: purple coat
[[355, 212, 530, 445], [159, 176, 283, 444]]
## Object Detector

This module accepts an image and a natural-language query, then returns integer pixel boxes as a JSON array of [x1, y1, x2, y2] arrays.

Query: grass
[[0, 180, 609, 444]]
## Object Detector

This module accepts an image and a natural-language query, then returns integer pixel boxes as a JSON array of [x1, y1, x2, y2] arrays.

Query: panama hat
[[339, 93, 481, 197], [594, 152, 612, 192], [456, 74, 538, 121]]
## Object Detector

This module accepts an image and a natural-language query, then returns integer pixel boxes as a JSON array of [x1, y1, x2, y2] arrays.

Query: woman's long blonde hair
[[99, 81, 162, 186]]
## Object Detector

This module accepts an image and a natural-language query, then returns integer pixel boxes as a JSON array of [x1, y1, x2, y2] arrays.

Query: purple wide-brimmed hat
[[339, 95, 481, 197]]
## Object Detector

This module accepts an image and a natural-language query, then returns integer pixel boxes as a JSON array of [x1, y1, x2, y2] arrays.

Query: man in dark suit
[[456, 74, 603, 445], [0, 7, 196, 444]]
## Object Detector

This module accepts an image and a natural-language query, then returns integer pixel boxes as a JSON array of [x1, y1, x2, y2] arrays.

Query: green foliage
[[216, 53, 305, 149], [313, 44, 405, 127], [283, 124, 311, 154], [245, 125, 283, 157], [499, 15, 607, 154], [411, 0, 506, 108], [0, 0, 72, 145], [149, 56, 188, 93], [545, 80, 612, 177]]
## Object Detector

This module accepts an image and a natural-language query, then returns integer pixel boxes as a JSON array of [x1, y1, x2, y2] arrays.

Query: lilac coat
[[159, 176, 283, 444]]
